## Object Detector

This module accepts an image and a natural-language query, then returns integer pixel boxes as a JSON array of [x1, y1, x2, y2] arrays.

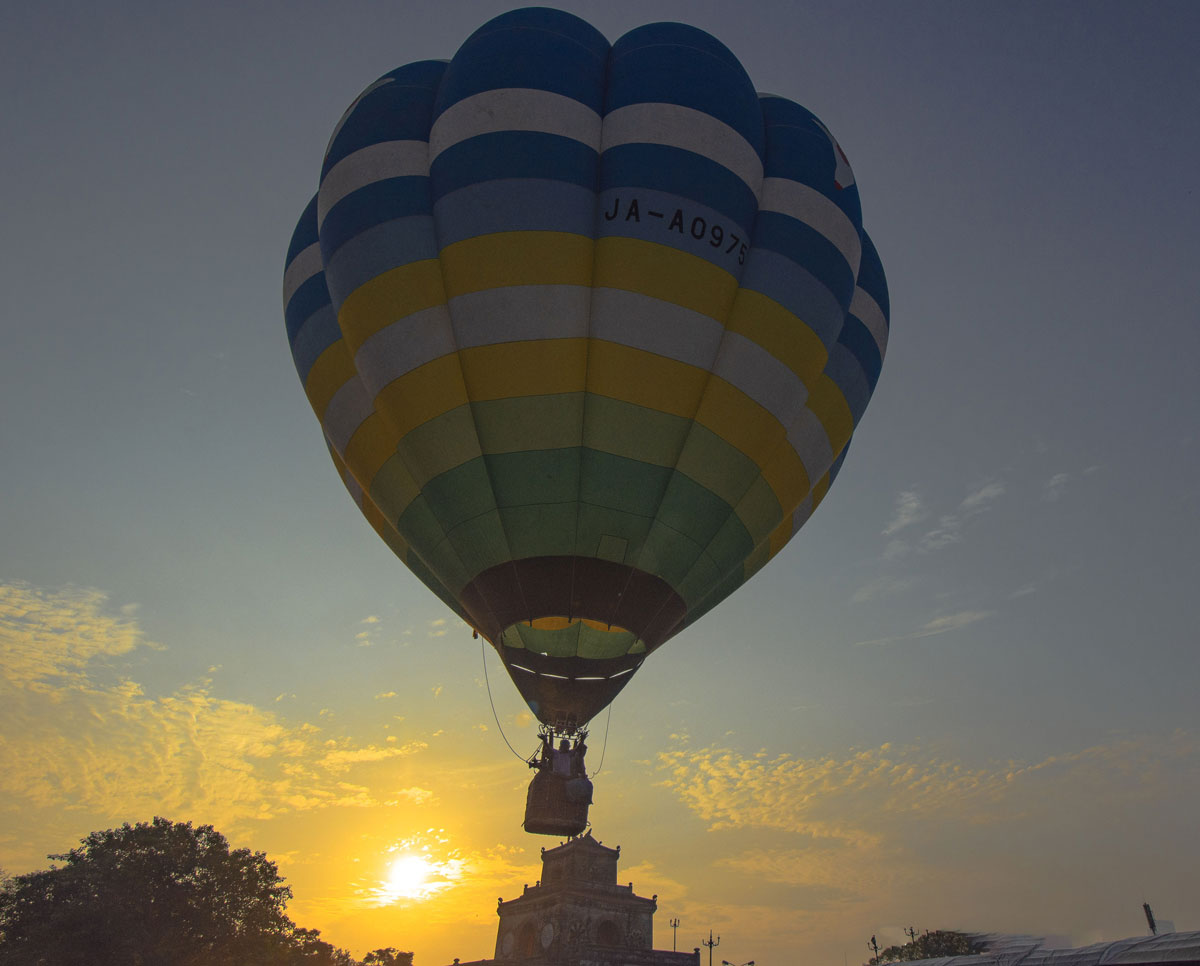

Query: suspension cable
[[481, 638, 531, 762], [589, 703, 612, 778]]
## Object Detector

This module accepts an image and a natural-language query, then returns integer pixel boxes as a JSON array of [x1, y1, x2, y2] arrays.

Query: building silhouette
[[446, 832, 699, 966]]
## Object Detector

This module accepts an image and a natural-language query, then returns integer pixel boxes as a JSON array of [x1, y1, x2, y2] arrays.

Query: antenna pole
[[670, 918, 681, 952], [703, 929, 721, 966]]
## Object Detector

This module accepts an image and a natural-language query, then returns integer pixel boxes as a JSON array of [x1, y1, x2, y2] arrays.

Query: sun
[[384, 854, 435, 899], [369, 840, 466, 906]]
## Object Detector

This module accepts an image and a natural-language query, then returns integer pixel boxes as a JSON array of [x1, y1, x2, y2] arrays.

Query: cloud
[[1043, 472, 1069, 502], [657, 742, 998, 841], [0, 581, 163, 688], [374, 691, 397, 700], [392, 786, 434, 805], [0, 580, 434, 838], [852, 575, 919, 604], [317, 742, 427, 774], [915, 610, 994, 637], [919, 480, 1006, 551], [962, 480, 1006, 510], [855, 609, 993, 647], [883, 489, 923, 535], [656, 733, 1200, 905]]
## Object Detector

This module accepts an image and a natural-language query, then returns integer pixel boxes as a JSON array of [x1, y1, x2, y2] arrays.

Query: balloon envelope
[[283, 7, 890, 731]]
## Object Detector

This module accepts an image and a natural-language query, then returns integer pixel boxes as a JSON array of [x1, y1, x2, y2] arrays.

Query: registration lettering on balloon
[[602, 196, 748, 264]]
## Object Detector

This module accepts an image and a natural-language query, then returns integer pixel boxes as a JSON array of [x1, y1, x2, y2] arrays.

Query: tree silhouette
[[866, 930, 983, 965], [0, 818, 409, 966], [363, 949, 415, 966]]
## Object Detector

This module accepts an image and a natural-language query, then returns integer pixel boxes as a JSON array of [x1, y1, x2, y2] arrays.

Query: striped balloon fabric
[[283, 8, 890, 731]]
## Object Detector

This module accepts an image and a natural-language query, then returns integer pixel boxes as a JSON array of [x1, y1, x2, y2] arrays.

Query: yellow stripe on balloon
[[374, 354, 470, 439], [586, 341, 708, 418], [760, 445, 811, 517], [805, 375, 855, 457], [811, 463, 833, 507], [695, 377, 812, 513], [594, 237, 737, 319], [362, 489, 410, 556], [727, 289, 829, 387], [305, 345, 358, 422], [440, 232, 594, 296], [337, 260, 448, 351], [342, 411, 400, 493], [460, 339, 588, 400], [766, 513, 795, 560]]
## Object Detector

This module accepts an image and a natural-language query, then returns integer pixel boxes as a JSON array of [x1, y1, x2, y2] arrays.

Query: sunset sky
[[3, 2, 1200, 964]]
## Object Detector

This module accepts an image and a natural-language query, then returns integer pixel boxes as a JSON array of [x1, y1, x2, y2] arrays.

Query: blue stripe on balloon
[[435, 8, 609, 116], [323, 62, 445, 174], [739, 248, 845, 350], [318, 177, 431, 262], [291, 304, 340, 383], [600, 143, 758, 232], [762, 125, 862, 227], [752, 211, 856, 312], [285, 195, 319, 267], [285, 273, 331, 345], [838, 314, 884, 391], [430, 131, 598, 198], [324, 216, 439, 300], [433, 179, 595, 246], [857, 231, 890, 323], [606, 23, 763, 158]]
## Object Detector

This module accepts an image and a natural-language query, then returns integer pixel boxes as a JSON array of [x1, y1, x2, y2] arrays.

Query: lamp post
[[670, 918, 680, 952], [703, 930, 720, 966]]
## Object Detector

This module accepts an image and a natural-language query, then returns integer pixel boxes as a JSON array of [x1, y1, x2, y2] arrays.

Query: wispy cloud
[[0, 581, 163, 688], [855, 609, 994, 647], [852, 575, 919, 604], [962, 480, 1006, 510], [883, 489, 924, 536], [919, 480, 1006, 551], [0, 581, 433, 834], [1043, 472, 1069, 502], [656, 733, 1200, 905], [392, 786, 434, 805]]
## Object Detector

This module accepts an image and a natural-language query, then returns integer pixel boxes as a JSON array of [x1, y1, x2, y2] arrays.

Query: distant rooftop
[[881, 932, 1200, 966]]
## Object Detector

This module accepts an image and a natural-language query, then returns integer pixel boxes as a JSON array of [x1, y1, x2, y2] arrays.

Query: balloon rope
[[589, 703, 612, 778], [481, 638, 531, 762]]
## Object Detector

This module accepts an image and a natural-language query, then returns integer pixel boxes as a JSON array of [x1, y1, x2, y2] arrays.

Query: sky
[[3, 1, 1200, 963]]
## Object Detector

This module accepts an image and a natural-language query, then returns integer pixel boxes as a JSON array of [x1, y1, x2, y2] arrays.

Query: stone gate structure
[[446, 832, 699, 966]]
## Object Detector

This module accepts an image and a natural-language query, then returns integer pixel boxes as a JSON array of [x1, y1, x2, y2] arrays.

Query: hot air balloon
[[283, 7, 890, 835]]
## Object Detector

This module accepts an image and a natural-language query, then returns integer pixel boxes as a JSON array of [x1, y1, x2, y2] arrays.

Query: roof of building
[[883, 933, 1200, 966], [540, 831, 620, 859]]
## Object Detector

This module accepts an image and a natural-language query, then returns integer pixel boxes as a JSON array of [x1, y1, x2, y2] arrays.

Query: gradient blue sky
[[3, 2, 1199, 963]]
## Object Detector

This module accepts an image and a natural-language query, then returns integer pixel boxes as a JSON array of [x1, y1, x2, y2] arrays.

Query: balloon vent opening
[[498, 616, 647, 660]]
